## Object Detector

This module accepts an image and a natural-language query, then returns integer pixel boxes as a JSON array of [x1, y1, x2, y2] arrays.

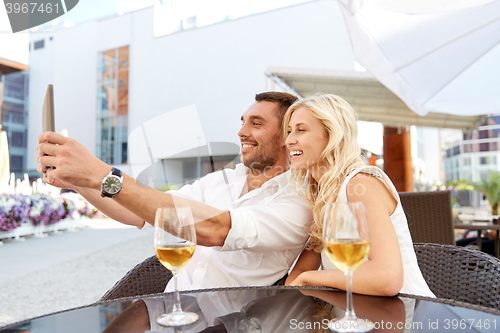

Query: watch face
[[104, 176, 122, 195]]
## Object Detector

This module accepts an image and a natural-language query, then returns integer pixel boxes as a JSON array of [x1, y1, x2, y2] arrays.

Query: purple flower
[[0, 194, 31, 231]]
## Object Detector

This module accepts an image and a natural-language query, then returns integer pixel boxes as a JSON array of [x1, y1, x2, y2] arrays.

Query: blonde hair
[[283, 94, 365, 252]]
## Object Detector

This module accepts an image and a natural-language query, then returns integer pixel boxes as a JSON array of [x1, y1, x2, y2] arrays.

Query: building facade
[[1, 69, 29, 178], [27, 0, 358, 186], [26, 0, 443, 188], [443, 116, 500, 183]]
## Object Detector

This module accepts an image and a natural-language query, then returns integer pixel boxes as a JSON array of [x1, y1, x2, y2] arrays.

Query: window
[[11, 131, 25, 148], [96, 46, 129, 164], [463, 144, 473, 153], [10, 156, 23, 171], [479, 130, 489, 139], [480, 171, 489, 181], [161, 155, 237, 187], [479, 156, 495, 165], [480, 143, 489, 152], [463, 157, 471, 166], [453, 145, 460, 156], [34, 39, 44, 50], [491, 116, 500, 124]]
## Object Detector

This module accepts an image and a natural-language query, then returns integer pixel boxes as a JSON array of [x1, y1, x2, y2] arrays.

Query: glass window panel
[[10, 155, 23, 170], [11, 131, 25, 148], [118, 46, 129, 69], [97, 46, 128, 164], [479, 130, 489, 139], [480, 171, 488, 181], [479, 143, 489, 152]]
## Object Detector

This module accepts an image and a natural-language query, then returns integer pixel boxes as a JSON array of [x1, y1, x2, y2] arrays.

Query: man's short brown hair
[[255, 91, 299, 128]]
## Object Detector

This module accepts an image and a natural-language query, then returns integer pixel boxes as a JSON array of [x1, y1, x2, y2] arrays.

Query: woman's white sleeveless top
[[320, 166, 435, 297]]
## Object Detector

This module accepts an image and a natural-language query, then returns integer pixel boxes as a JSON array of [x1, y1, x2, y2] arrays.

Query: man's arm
[[37, 132, 230, 246], [74, 187, 146, 228]]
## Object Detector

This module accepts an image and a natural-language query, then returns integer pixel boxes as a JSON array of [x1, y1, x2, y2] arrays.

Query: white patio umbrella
[[0, 130, 10, 184], [338, 0, 500, 117]]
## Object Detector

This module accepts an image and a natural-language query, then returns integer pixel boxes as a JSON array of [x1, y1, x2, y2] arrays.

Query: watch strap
[[111, 167, 122, 178]]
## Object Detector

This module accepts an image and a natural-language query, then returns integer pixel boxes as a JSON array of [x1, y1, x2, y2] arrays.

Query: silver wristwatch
[[100, 167, 123, 198]]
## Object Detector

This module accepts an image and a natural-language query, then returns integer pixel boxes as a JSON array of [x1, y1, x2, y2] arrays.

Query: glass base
[[157, 311, 199, 327], [328, 317, 373, 333]]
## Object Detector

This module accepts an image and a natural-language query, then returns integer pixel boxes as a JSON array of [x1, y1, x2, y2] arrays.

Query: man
[[37, 92, 311, 291]]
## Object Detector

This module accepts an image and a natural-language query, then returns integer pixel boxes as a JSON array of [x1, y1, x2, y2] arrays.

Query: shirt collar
[[235, 163, 290, 190]]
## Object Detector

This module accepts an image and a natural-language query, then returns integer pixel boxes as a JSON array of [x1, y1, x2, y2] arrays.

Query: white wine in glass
[[323, 202, 373, 333], [154, 206, 198, 327]]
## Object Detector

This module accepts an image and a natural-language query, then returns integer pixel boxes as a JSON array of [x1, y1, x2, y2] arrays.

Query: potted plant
[[474, 170, 500, 215]]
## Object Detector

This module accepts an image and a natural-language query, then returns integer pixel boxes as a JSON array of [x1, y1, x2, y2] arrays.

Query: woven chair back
[[98, 255, 172, 302], [414, 243, 500, 310], [400, 191, 455, 245]]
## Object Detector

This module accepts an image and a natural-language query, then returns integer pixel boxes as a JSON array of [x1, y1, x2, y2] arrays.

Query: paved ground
[[0, 219, 155, 327]]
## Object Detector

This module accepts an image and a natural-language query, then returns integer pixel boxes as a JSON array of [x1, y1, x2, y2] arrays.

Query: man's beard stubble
[[242, 132, 283, 172]]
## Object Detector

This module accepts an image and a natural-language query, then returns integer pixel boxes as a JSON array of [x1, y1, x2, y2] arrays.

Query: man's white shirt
[[145, 163, 311, 293]]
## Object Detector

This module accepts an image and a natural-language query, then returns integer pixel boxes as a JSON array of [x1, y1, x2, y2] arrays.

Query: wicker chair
[[414, 243, 500, 310], [98, 255, 172, 302], [98, 256, 290, 302], [399, 191, 455, 245]]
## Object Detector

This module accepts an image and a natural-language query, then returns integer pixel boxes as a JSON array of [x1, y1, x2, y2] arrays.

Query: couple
[[37, 92, 434, 297]]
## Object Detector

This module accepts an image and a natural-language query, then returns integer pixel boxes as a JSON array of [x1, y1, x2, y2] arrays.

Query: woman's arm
[[288, 174, 404, 296], [285, 249, 321, 285]]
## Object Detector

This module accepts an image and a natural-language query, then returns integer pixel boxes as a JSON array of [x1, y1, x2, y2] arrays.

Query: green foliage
[[446, 179, 475, 191], [156, 183, 179, 192], [474, 170, 500, 215], [451, 194, 457, 208]]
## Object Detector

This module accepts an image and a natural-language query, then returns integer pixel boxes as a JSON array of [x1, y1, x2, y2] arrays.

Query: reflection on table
[[2, 286, 500, 333]]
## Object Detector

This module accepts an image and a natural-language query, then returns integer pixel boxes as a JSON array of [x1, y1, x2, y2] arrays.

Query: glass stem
[[344, 270, 356, 319], [172, 270, 183, 314]]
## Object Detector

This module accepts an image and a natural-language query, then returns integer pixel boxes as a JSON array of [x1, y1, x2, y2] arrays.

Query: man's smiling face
[[238, 101, 285, 171]]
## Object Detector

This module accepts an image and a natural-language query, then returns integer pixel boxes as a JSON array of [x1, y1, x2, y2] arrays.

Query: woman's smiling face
[[286, 107, 329, 180]]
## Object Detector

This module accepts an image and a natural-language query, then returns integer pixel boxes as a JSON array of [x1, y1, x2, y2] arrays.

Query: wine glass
[[154, 206, 199, 327], [323, 202, 373, 333]]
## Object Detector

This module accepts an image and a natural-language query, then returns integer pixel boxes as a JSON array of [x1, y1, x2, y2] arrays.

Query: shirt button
[[199, 263, 206, 268]]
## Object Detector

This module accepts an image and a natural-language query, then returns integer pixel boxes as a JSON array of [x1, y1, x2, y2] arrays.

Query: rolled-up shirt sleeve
[[137, 178, 206, 231], [221, 191, 312, 253]]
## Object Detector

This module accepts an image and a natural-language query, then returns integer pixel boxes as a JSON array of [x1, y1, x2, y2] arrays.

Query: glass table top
[[2, 286, 500, 333]]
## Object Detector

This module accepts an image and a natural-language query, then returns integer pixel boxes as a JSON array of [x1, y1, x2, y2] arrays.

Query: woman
[[283, 94, 434, 297]]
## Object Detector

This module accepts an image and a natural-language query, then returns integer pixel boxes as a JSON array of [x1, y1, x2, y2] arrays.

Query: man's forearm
[[36, 132, 231, 241], [76, 186, 145, 228], [110, 174, 231, 246]]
